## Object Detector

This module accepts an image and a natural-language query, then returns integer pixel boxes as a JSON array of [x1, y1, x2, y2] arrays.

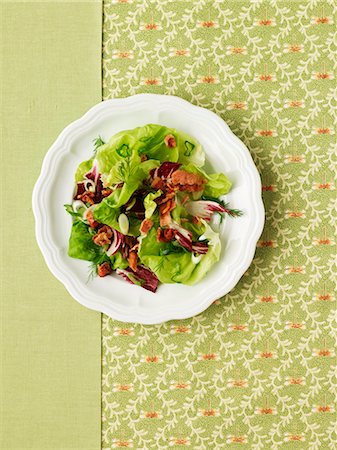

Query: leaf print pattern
[[102, 1, 336, 448]]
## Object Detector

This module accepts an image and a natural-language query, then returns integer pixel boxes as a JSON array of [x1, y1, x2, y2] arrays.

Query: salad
[[65, 124, 241, 293]]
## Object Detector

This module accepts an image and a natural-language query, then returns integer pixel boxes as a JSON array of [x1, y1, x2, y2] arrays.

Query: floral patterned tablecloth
[[102, 1, 336, 448]]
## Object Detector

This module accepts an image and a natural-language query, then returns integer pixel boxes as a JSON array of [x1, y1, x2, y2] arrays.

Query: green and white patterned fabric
[[102, 1, 336, 448]]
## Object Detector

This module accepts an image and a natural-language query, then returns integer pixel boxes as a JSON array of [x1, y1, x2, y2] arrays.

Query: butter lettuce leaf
[[68, 220, 102, 262], [138, 223, 220, 284], [182, 163, 232, 197]]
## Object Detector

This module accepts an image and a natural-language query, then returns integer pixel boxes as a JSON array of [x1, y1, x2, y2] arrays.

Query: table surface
[[1, 1, 335, 449]]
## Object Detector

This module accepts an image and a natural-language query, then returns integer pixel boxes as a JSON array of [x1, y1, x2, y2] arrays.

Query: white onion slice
[[192, 253, 202, 264], [106, 229, 123, 256], [118, 213, 129, 235], [84, 179, 96, 192], [72, 200, 87, 213]]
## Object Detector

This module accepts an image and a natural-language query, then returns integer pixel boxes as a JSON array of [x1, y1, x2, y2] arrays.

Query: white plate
[[32, 94, 264, 324]]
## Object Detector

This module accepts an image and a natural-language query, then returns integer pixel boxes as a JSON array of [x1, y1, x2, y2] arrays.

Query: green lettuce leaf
[[95, 125, 205, 181], [144, 190, 162, 219], [182, 164, 232, 197], [75, 158, 94, 182], [110, 252, 129, 270], [68, 220, 102, 262], [138, 222, 220, 284]]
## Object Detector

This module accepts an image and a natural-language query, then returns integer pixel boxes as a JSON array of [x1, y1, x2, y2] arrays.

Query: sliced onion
[[84, 179, 96, 192], [192, 253, 202, 264], [118, 213, 129, 235], [106, 229, 123, 256], [72, 200, 87, 213]]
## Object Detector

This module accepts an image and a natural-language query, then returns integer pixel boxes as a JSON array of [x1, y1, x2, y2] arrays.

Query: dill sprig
[[93, 136, 105, 153], [201, 196, 243, 218]]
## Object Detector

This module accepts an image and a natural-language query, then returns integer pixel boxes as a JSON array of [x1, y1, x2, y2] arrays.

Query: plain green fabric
[[1, 2, 102, 449]]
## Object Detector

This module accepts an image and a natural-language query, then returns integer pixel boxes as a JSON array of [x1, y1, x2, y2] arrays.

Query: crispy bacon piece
[[140, 218, 153, 234], [151, 177, 165, 190], [127, 251, 138, 272], [157, 228, 175, 242], [159, 199, 176, 227], [77, 191, 95, 204], [164, 134, 177, 148], [121, 236, 138, 259], [171, 170, 206, 192], [97, 262, 112, 277], [102, 188, 112, 197], [92, 225, 113, 246], [86, 210, 99, 228]]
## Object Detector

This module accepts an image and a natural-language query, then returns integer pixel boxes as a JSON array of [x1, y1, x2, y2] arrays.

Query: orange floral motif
[[286, 210, 305, 218], [285, 321, 305, 330], [316, 293, 333, 301], [311, 16, 332, 24], [262, 184, 277, 192], [256, 295, 277, 303], [198, 20, 219, 28], [113, 328, 135, 336], [169, 48, 190, 57], [228, 323, 248, 331], [112, 439, 133, 448], [313, 238, 333, 245], [227, 101, 248, 110], [113, 383, 133, 392], [226, 46, 247, 55], [313, 348, 334, 357], [312, 404, 334, 413], [257, 240, 277, 248], [284, 100, 305, 108], [169, 437, 190, 446], [140, 409, 162, 419], [256, 129, 275, 137], [255, 406, 276, 415], [254, 18, 275, 26], [112, 50, 134, 59], [170, 380, 191, 390], [197, 75, 219, 84], [284, 154, 306, 163], [170, 325, 191, 334], [145, 78, 160, 85], [313, 71, 333, 80], [198, 352, 218, 361], [143, 21, 161, 30], [314, 127, 332, 135], [312, 182, 334, 190], [227, 378, 248, 388], [284, 44, 304, 53], [256, 350, 276, 359], [226, 435, 248, 444], [213, 299, 221, 305], [286, 266, 305, 274], [197, 408, 220, 417], [285, 377, 305, 386], [258, 73, 274, 81], [284, 433, 305, 442]]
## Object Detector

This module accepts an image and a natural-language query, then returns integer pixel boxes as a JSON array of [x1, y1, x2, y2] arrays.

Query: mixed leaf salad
[[65, 124, 241, 293]]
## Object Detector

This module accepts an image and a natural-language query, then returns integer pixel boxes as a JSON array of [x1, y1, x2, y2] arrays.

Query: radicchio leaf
[[185, 200, 226, 221], [117, 265, 159, 292]]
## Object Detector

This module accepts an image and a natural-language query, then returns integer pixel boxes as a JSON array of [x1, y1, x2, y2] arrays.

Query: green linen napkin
[[1, 2, 102, 449], [102, 1, 336, 449]]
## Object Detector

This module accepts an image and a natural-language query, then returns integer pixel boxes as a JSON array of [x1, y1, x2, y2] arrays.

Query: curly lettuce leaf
[[75, 158, 94, 182], [144, 190, 162, 219], [110, 252, 129, 270], [138, 222, 220, 284], [182, 163, 232, 197], [95, 125, 205, 181], [68, 220, 102, 262]]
